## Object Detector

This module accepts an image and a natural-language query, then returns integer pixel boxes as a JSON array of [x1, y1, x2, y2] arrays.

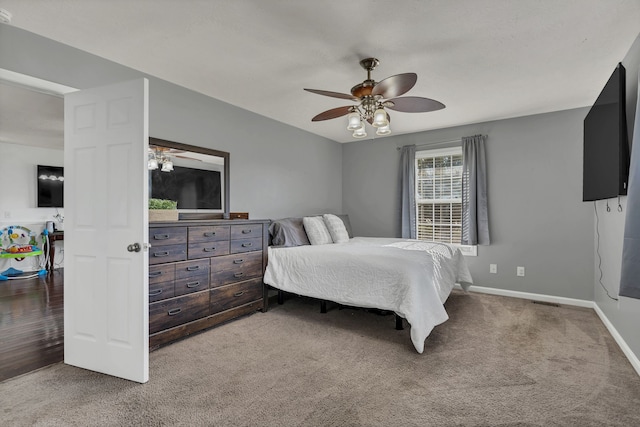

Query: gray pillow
[[336, 214, 354, 238], [269, 217, 310, 247]]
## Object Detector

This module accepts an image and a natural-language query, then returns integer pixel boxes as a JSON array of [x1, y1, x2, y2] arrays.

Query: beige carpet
[[2, 291, 640, 426]]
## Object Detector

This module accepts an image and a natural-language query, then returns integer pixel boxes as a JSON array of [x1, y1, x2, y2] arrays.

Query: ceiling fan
[[305, 58, 445, 138], [148, 145, 200, 172]]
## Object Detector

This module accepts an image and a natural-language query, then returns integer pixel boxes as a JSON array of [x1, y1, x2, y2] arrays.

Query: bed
[[263, 216, 473, 353]]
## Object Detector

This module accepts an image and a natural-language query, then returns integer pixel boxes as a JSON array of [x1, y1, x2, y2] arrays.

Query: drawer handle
[[241, 242, 252, 248], [149, 271, 163, 278], [204, 232, 216, 237], [233, 259, 244, 264], [204, 247, 216, 252], [234, 272, 245, 278], [241, 229, 252, 234], [186, 281, 201, 288], [149, 289, 163, 297], [186, 266, 200, 271], [154, 251, 170, 257], [234, 291, 245, 297], [168, 308, 182, 316], [153, 234, 170, 240]]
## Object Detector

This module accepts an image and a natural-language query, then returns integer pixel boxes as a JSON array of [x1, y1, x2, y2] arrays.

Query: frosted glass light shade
[[161, 160, 173, 172], [346, 112, 362, 130], [352, 124, 367, 138], [372, 108, 388, 127], [376, 124, 391, 136], [148, 158, 159, 170]]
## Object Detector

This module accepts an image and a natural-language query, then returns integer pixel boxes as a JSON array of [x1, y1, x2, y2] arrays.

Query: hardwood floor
[[0, 269, 64, 382]]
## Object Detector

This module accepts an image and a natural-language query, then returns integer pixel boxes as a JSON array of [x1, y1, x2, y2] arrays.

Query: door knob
[[127, 243, 141, 252]]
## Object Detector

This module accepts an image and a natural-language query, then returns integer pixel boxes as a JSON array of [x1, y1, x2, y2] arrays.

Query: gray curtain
[[400, 145, 416, 239], [462, 135, 490, 245], [620, 72, 640, 299]]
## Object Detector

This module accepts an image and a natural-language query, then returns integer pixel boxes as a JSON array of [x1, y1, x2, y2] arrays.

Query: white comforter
[[264, 237, 473, 353]]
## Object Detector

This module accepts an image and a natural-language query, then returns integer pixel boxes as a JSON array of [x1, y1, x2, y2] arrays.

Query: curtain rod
[[396, 138, 462, 151]]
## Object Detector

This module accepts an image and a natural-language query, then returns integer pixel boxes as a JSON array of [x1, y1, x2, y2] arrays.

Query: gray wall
[[594, 33, 640, 363], [0, 24, 342, 220], [3, 22, 638, 363], [343, 108, 595, 300]]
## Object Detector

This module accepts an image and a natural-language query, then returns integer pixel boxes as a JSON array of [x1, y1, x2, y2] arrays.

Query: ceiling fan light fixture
[[161, 159, 174, 172], [346, 111, 361, 130], [352, 124, 367, 138], [148, 158, 159, 170], [372, 107, 388, 128], [376, 123, 391, 136]]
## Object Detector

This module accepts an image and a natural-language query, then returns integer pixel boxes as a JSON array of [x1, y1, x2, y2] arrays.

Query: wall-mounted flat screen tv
[[150, 165, 221, 209], [37, 165, 64, 208], [583, 63, 630, 202]]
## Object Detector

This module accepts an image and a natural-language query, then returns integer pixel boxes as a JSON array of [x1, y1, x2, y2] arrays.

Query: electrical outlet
[[517, 266, 525, 277], [489, 264, 497, 274]]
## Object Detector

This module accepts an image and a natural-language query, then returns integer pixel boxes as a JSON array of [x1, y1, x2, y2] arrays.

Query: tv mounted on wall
[[37, 165, 64, 208], [583, 63, 630, 202]]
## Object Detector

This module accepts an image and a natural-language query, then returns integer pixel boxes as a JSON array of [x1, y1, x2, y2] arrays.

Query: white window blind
[[415, 147, 463, 244]]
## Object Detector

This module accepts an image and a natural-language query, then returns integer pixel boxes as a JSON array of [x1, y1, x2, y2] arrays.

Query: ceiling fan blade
[[304, 88, 359, 101], [311, 106, 353, 121], [372, 73, 417, 98], [385, 96, 445, 113], [175, 155, 202, 161]]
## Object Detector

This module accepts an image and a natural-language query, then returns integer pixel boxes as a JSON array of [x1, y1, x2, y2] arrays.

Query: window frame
[[415, 146, 477, 256]]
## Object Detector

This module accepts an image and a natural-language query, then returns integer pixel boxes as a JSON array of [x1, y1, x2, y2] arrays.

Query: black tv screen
[[583, 63, 629, 202], [37, 165, 64, 208], [150, 165, 221, 209]]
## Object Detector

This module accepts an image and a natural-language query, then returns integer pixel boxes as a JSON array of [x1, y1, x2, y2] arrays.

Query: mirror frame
[[149, 137, 229, 219]]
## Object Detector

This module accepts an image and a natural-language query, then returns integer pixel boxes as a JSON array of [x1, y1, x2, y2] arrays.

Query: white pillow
[[303, 216, 333, 245], [323, 214, 349, 243]]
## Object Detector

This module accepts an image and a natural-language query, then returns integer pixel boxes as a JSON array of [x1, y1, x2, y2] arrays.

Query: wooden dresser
[[148, 219, 269, 349]]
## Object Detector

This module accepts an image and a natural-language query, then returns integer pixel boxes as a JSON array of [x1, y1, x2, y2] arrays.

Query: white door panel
[[64, 78, 149, 383]]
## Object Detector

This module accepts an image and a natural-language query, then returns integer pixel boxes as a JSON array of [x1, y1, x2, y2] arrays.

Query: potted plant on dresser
[[148, 198, 178, 221]]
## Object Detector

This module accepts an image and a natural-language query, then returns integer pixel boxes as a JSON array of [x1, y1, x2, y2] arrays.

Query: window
[[415, 147, 463, 244]]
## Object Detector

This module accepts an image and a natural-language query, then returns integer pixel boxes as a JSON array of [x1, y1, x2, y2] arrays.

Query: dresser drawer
[[175, 259, 210, 279], [150, 227, 187, 246], [149, 292, 210, 334], [149, 263, 175, 285], [210, 278, 263, 314], [230, 237, 262, 254], [230, 224, 263, 240], [149, 281, 175, 303], [149, 244, 187, 265], [188, 241, 230, 259], [188, 226, 230, 243], [175, 274, 209, 296], [210, 251, 263, 288]]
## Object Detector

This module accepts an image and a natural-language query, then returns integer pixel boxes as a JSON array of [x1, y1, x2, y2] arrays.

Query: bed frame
[[269, 287, 405, 330]]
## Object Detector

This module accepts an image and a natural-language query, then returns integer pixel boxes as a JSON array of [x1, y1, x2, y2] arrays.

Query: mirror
[[149, 137, 229, 219]]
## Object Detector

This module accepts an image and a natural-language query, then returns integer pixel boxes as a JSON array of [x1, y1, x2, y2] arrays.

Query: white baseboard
[[454, 284, 594, 308], [593, 303, 640, 377], [454, 284, 640, 377]]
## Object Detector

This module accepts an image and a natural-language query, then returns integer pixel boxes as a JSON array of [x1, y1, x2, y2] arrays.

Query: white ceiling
[[1, 0, 640, 144], [0, 81, 64, 149]]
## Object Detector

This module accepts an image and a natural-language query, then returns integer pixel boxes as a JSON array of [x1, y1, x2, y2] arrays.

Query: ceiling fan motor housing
[[350, 80, 376, 99]]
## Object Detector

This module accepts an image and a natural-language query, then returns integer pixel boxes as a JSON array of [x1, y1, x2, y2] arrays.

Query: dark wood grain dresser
[[148, 219, 269, 349]]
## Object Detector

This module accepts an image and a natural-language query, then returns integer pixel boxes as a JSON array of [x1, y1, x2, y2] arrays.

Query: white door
[[64, 78, 149, 383]]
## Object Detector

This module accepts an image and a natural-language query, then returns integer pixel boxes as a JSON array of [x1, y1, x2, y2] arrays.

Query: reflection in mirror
[[148, 137, 229, 219]]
